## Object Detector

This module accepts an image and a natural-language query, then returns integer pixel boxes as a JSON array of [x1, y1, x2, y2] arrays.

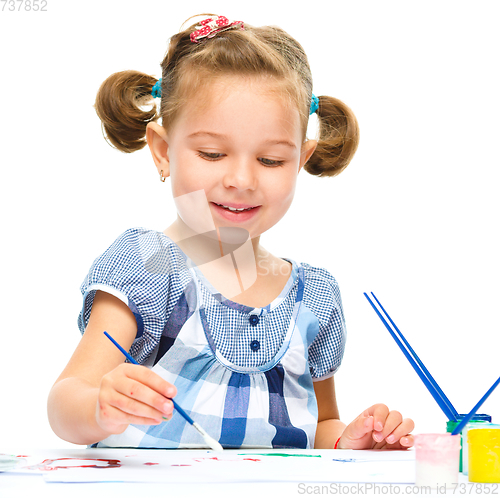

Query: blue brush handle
[[370, 292, 459, 420], [103, 331, 195, 426], [104, 331, 140, 365], [363, 293, 456, 421], [451, 375, 500, 435]]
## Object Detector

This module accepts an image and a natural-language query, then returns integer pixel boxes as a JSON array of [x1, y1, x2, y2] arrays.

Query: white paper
[[3, 448, 416, 484]]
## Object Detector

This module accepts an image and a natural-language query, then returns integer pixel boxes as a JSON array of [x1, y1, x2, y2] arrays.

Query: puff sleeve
[[78, 228, 193, 364], [301, 263, 347, 381]]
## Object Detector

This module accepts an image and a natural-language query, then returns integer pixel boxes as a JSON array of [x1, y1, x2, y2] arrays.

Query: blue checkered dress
[[79, 228, 346, 449]]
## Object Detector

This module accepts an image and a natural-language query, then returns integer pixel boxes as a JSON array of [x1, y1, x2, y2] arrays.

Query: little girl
[[48, 15, 414, 450]]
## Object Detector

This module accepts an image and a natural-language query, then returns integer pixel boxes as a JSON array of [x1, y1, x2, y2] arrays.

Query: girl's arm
[[47, 291, 176, 445], [313, 376, 346, 448]]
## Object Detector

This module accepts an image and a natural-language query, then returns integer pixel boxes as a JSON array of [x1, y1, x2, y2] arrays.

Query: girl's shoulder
[[297, 261, 344, 318], [91, 227, 183, 269], [98, 226, 175, 256], [82, 227, 193, 291], [299, 262, 342, 297]]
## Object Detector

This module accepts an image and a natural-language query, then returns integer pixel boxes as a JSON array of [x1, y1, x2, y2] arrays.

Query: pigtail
[[305, 96, 359, 177], [94, 70, 159, 153]]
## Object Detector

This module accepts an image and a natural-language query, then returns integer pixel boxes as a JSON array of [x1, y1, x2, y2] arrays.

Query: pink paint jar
[[415, 433, 461, 487]]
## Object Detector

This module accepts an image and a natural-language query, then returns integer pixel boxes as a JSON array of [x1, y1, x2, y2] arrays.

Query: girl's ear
[[146, 122, 170, 178], [299, 139, 318, 172]]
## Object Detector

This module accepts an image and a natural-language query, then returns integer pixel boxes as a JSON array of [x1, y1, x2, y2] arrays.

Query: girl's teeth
[[217, 203, 253, 211]]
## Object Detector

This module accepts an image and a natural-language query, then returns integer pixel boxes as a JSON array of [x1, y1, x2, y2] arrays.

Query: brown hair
[[94, 15, 359, 177]]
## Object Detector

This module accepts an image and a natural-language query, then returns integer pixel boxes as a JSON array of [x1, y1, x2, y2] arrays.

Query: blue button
[[249, 315, 259, 326], [250, 340, 260, 351]]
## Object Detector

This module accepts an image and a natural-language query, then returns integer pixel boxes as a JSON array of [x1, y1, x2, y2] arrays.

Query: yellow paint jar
[[468, 427, 500, 483], [463, 422, 496, 475]]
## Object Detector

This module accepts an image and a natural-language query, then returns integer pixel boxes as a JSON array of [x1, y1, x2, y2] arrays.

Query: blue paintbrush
[[364, 293, 457, 421], [451, 374, 500, 435], [103, 331, 223, 451], [369, 292, 459, 420]]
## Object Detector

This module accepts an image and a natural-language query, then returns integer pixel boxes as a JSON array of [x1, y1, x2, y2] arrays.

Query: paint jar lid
[[415, 433, 461, 450], [468, 427, 500, 444], [461, 413, 492, 422], [447, 414, 492, 432]]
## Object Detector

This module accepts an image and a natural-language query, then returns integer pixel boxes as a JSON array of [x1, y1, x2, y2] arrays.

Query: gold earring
[[159, 170, 166, 182]]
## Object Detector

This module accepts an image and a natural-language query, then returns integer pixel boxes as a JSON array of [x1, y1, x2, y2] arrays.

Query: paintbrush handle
[[104, 331, 139, 364], [171, 399, 195, 425], [370, 292, 459, 420], [364, 294, 456, 421]]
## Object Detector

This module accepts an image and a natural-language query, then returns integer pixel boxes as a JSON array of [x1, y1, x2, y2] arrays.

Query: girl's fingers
[[347, 414, 374, 439], [372, 409, 403, 442], [374, 433, 415, 450], [128, 365, 177, 399], [342, 404, 415, 450], [362, 404, 389, 434], [97, 400, 165, 429], [98, 364, 177, 426], [383, 418, 415, 445], [338, 415, 375, 449], [108, 387, 170, 422], [114, 376, 174, 418], [400, 434, 414, 447], [364, 405, 414, 447]]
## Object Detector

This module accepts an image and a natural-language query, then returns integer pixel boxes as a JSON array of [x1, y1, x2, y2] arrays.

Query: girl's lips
[[210, 202, 261, 222]]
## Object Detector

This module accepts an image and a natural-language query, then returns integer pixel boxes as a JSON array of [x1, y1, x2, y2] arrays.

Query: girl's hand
[[336, 403, 414, 450], [96, 363, 177, 435]]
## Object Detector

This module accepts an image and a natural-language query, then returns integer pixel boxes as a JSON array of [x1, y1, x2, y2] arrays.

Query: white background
[[0, 0, 499, 450]]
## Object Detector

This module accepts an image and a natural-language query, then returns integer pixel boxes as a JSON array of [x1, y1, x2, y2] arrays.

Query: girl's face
[[151, 76, 316, 241]]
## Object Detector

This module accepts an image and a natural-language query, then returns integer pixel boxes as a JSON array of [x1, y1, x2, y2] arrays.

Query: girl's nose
[[222, 157, 257, 191]]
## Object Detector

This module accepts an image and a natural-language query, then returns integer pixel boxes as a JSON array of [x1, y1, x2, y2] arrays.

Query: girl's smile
[[211, 202, 262, 223]]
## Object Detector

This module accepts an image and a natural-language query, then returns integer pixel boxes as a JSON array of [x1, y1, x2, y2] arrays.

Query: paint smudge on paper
[[26, 458, 121, 471]]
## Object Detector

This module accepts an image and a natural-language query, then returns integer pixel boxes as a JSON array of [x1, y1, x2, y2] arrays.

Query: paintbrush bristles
[[192, 422, 224, 451]]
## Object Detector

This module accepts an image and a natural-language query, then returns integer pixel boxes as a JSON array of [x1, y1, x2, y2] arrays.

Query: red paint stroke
[[16, 455, 29, 458], [26, 457, 121, 471], [143, 462, 159, 466], [171, 464, 192, 467], [242, 458, 261, 462]]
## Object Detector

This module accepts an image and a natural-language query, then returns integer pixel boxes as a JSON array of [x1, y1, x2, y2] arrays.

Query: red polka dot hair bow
[[190, 15, 244, 43]]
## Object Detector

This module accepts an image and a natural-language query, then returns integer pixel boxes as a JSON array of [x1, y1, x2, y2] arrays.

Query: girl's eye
[[197, 151, 283, 167], [259, 158, 284, 167], [198, 151, 225, 161]]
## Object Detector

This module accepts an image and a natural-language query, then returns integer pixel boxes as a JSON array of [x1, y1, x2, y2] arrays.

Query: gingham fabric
[[78, 228, 346, 449]]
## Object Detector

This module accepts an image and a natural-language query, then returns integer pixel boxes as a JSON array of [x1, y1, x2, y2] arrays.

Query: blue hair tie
[[152, 79, 162, 98], [310, 94, 319, 115]]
